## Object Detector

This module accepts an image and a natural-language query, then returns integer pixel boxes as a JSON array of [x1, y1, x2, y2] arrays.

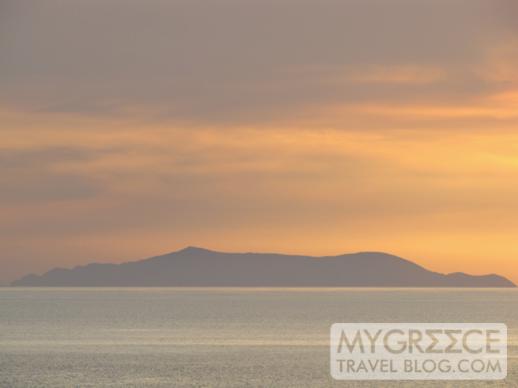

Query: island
[[11, 247, 516, 287]]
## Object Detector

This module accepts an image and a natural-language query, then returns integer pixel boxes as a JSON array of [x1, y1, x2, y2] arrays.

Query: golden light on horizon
[[1, 0, 517, 285]]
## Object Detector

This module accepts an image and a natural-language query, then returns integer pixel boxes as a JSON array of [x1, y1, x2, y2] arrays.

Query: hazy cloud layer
[[1, 1, 518, 284], [1, 0, 516, 123]]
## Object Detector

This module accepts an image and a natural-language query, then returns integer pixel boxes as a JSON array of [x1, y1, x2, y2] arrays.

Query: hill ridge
[[11, 247, 516, 288]]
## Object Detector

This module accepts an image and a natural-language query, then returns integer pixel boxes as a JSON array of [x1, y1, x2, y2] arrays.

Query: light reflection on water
[[1, 288, 517, 387]]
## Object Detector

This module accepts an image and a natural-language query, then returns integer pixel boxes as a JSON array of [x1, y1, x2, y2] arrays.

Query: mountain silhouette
[[11, 247, 515, 287]]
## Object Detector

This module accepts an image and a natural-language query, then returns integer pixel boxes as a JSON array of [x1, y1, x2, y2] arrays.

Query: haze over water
[[1, 288, 517, 387]]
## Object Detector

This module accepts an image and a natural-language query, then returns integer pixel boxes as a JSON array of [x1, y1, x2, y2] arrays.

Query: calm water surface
[[0, 288, 516, 387]]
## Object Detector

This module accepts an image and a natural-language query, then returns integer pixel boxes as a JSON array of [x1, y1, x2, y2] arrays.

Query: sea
[[0, 288, 516, 387]]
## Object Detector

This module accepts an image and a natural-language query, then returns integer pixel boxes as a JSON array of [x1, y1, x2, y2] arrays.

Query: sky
[[1, 0, 518, 285]]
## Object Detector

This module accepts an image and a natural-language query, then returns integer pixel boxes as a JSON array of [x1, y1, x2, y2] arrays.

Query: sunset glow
[[1, 0, 517, 284]]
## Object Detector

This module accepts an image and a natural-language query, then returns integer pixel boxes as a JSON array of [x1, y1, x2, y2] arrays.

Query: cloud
[[0, 172, 100, 203], [2, 0, 518, 284], [0, 146, 106, 203], [0, 146, 100, 168], [344, 65, 446, 85], [0, 0, 515, 124]]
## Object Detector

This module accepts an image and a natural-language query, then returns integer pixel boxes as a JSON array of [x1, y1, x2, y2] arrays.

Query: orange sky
[[1, 0, 518, 284]]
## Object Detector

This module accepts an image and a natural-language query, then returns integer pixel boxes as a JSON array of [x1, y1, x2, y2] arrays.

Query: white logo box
[[330, 323, 507, 380]]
